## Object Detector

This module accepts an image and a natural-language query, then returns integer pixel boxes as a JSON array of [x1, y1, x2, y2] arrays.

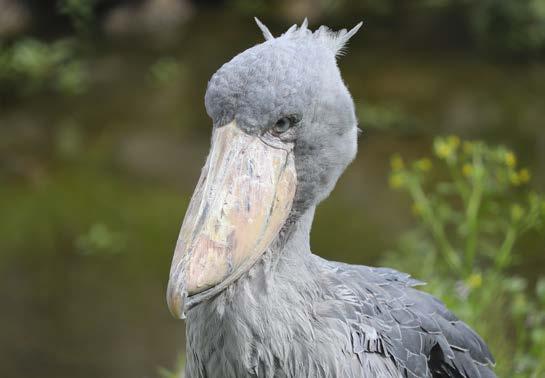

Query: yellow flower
[[462, 164, 474, 177], [390, 154, 404, 171], [505, 151, 517, 168], [467, 273, 482, 289], [389, 173, 404, 189], [448, 135, 460, 149], [435, 141, 452, 159], [518, 168, 531, 184], [511, 204, 524, 222], [415, 158, 432, 172], [510, 171, 521, 186]]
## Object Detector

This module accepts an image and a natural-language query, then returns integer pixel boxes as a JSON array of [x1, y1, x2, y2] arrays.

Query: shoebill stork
[[166, 19, 496, 378]]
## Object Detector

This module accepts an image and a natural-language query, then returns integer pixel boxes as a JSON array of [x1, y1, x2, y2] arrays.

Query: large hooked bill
[[167, 120, 297, 318]]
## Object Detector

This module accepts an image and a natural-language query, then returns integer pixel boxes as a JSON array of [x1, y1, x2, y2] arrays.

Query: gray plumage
[[183, 20, 496, 378]]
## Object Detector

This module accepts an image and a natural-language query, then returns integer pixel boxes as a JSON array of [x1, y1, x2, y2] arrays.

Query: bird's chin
[[167, 121, 297, 319], [177, 263, 257, 314]]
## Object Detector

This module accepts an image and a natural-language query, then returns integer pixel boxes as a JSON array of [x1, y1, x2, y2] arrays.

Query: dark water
[[1, 11, 544, 378]]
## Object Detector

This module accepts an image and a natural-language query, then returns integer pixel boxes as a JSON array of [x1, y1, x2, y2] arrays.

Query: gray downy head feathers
[[205, 18, 363, 219]]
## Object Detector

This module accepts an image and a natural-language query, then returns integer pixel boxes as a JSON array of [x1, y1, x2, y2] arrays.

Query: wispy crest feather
[[254, 18, 363, 57], [254, 17, 274, 40]]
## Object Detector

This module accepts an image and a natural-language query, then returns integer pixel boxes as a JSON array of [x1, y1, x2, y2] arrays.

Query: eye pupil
[[273, 116, 295, 134]]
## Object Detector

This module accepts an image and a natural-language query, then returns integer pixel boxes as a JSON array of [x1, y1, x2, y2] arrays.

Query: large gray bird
[[166, 19, 496, 378]]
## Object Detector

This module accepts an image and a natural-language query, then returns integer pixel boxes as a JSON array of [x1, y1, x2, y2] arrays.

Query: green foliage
[[76, 222, 126, 256], [0, 38, 88, 96], [428, 0, 545, 56], [385, 136, 545, 376], [58, 0, 95, 34], [468, 0, 545, 56], [0, 0, 94, 97], [355, 0, 545, 56], [149, 57, 183, 86]]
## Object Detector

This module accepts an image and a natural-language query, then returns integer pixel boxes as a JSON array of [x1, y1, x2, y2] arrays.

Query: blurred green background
[[1, 1, 545, 377]]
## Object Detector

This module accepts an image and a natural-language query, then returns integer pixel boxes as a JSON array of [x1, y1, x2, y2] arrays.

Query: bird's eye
[[272, 116, 299, 135]]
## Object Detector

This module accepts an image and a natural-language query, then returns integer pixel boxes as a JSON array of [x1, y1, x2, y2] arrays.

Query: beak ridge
[[167, 121, 296, 317]]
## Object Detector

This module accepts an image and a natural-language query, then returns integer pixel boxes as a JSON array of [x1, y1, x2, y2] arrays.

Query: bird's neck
[[184, 206, 327, 375], [182, 205, 317, 313], [276, 205, 315, 259], [188, 205, 319, 314]]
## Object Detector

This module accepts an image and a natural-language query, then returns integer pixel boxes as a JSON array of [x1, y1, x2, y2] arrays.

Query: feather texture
[[253, 18, 363, 57], [184, 212, 495, 378], [182, 20, 495, 378]]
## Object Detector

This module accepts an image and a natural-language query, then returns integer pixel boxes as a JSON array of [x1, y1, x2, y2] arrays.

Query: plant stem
[[448, 160, 469, 204], [465, 151, 484, 271], [407, 177, 463, 274], [496, 225, 517, 270]]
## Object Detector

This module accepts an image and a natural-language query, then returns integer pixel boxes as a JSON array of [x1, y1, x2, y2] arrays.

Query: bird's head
[[167, 19, 362, 318]]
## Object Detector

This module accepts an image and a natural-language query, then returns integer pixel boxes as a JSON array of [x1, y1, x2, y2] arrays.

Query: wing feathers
[[322, 259, 496, 377]]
